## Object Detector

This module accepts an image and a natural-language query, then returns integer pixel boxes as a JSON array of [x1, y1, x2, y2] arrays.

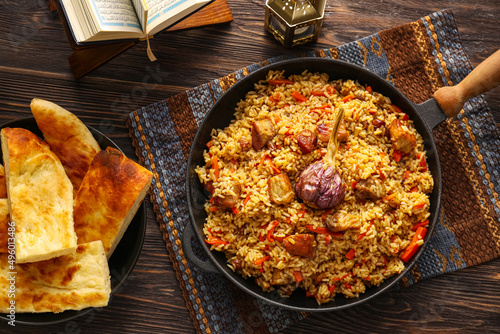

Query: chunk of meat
[[372, 119, 385, 129], [337, 121, 349, 142], [316, 120, 349, 143], [354, 178, 387, 202], [268, 174, 294, 205], [266, 140, 277, 151], [353, 90, 366, 100], [283, 234, 315, 258], [252, 118, 276, 151], [231, 258, 243, 270], [239, 138, 252, 151], [316, 122, 332, 142], [212, 183, 242, 208], [314, 272, 327, 285], [203, 180, 214, 194], [325, 213, 361, 232], [296, 129, 317, 154], [389, 119, 416, 154]]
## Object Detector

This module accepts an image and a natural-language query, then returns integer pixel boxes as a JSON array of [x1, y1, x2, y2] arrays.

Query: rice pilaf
[[195, 70, 432, 304]]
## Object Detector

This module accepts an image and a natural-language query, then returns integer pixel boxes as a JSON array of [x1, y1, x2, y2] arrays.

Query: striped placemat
[[126, 9, 500, 334]]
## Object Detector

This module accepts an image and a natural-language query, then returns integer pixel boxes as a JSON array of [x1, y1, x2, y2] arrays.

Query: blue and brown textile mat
[[126, 9, 500, 334]]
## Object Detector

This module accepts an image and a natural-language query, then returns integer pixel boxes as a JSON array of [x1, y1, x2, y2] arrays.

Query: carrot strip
[[400, 227, 427, 262], [377, 167, 386, 180], [259, 154, 268, 166], [412, 219, 429, 231], [306, 225, 343, 237], [212, 155, 219, 180], [413, 203, 425, 210], [205, 236, 228, 246], [384, 193, 397, 202], [243, 192, 252, 206], [326, 86, 337, 94], [254, 255, 270, 265], [298, 204, 306, 218], [310, 90, 327, 96], [340, 94, 354, 103], [266, 220, 280, 242], [292, 91, 308, 102], [268, 79, 294, 86], [366, 86, 373, 94], [391, 104, 402, 113]]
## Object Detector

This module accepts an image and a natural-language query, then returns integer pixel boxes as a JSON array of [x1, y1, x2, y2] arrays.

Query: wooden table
[[1, 1, 499, 333]]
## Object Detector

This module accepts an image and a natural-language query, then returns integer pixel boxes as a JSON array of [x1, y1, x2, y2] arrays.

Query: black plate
[[186, 57, 442, 312], [0, 117, 146, 325]]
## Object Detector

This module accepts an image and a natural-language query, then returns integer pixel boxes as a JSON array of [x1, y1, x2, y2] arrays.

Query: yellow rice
[[195, 70, 432, 304]]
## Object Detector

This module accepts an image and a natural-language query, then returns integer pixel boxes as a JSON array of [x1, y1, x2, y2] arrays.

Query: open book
[[61, 0, 212, 44]]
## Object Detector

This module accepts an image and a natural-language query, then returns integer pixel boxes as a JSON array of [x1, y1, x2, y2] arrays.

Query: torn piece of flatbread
[[30, 98, 101, 196], [74, 147, 152, 258], [0, 240, 111, 313], [1, 127, 77, 263]]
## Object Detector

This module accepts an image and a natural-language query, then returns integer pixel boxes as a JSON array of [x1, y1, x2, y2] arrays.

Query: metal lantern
[[265, 0, 327, 49]]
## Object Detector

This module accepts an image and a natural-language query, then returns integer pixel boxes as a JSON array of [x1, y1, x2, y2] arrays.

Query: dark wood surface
[[1, 1, 499, 333]]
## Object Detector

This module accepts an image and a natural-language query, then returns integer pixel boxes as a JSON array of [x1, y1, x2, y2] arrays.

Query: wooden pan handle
[[434, 49, 500, 118]]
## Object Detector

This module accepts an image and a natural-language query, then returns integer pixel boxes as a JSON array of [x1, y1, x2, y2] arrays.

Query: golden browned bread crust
[[1, 127, 77, 263], [30, 98, 101, 196], [74, 147, 152, 257], [0, 241, 111, 313]]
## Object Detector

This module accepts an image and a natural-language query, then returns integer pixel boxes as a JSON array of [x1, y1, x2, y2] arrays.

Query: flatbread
[[74, 147, 152, 257], [1, 127, 77, 263], [0, 241, 110, 313], [30, 98, 101, 196]]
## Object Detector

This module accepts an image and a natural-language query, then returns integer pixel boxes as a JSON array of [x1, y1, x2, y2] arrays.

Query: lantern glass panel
[[293, 24, 316, 41], [268, 13, 287, 37]]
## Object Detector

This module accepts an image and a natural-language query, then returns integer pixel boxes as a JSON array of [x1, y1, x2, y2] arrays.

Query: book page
[[145, 0, 210, 35], [146, 0, 184, 26], [87, 0, 143, 32], [131, 0, 148, 32]]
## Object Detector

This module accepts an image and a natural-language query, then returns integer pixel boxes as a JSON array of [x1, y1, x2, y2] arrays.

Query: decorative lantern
[[265, 0, 327, 49]]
